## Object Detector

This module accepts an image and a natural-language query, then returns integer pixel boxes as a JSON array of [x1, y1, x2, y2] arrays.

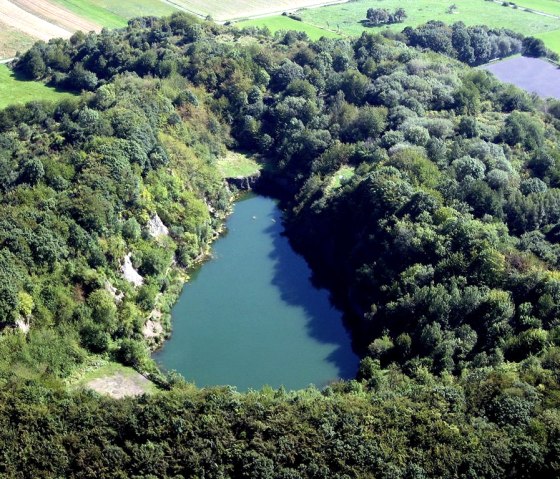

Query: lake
[[154, 194, 358, 391], [482, 56, 560, 99]]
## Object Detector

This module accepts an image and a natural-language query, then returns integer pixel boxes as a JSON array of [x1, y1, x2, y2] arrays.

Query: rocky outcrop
[[15, 318, 29, 334], [121, 253, 143, 287], [143, 318, 163, 340], [226, 171, 261, 190], [147, 214, 169, 238], [105, 281, 124, 303]]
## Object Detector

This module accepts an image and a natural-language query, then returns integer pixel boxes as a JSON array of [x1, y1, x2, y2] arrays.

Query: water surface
[[483, 56, 560, 99], [154, 194, 358, 390]]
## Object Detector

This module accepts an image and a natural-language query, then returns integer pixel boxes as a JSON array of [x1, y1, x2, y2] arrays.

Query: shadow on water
[[262, 200, 359, 383]]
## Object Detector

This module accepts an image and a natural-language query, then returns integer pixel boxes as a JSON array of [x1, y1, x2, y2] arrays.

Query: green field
[[328, 165, 355, 190], [236, 15, 341, 40], [536, 28, 560, 51], [299, 0, 560, 39], [0, 65, 75, 110], [217, 151, 262, 178], [52, 0, 177, 28]]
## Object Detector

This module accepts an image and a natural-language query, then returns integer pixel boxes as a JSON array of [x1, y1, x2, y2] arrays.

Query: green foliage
[[1, 13, 560, 477]]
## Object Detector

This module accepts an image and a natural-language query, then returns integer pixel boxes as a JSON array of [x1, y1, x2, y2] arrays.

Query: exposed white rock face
[[147, 214, 169, 238], [105, 281, 124, 303], [121, 253, 143, 287], [143, 318, 163, 339], [16, 318, 29, 334]]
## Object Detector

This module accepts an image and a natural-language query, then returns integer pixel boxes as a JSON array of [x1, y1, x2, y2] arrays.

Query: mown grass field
[[536, 28, 560, 51], [237, 15, 340, 39], [298, 0, 560, 43], [0, 64, 75, 109], [51, 0, 176, 28]]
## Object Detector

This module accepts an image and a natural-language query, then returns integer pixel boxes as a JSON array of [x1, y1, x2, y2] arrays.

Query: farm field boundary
[[0, 0, 71, 41], [50, 0, 176, 26], [11, 0, 100, 33], [0, 19, 35, 58], [166, 0, 349, 22]]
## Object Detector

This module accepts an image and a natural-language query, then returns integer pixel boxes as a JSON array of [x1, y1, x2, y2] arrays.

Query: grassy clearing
[[0, 64, 75, 110], [536, 28, 560, 53], [299, 0, 560, 38], [328, 165, 355, 190], [237, 15, 340, 39], [217, 151, 262, 178], [51, 0, 176, 27], [70, 359, 157, 397]]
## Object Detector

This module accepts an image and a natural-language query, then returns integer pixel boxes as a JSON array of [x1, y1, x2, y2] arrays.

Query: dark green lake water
[[154, 194, 358, 391]]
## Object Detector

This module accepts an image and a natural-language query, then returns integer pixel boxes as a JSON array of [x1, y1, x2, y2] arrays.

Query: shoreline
[[147, 181, 258, 357]]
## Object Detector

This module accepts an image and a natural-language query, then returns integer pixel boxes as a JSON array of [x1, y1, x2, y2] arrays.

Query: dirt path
[[12, 0, 100, 33], [0, 0, 70, 40]]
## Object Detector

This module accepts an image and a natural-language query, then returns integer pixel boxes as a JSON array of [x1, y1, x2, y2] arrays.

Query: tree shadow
[[262, 199, 360, 384], [8, 67, 73, 95]]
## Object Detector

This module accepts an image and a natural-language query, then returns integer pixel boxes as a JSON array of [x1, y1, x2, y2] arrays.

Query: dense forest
[[0, 13, 559, 477]]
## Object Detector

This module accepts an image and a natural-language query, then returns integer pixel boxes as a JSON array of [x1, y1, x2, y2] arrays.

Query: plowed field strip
[[12, 0, 101, 32], [0, 0, 70, 40]]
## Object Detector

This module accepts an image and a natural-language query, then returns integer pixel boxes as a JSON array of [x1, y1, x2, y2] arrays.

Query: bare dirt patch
[[167, 0, 348, 21], [12, 0, 101, 33], [87, 371, 151, 399]]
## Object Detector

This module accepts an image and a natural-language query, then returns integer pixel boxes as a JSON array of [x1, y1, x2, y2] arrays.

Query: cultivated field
[[237, 15, 340, 39], [0, 64, 74, 109], [0, 0, 72, 41], [11, 0, 100, 32], [483, 56, 560, 98], [168, 0, 348, 22], [0, 20, 35, 57], [51, 0, 176, 27]]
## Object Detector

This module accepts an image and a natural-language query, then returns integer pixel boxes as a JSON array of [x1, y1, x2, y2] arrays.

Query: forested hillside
[[1, 13, 559, 477]]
